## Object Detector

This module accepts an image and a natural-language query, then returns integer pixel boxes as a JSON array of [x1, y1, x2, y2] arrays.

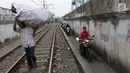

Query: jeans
[[24, 46, 36, 67]]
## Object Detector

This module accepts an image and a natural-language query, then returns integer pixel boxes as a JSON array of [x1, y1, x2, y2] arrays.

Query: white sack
[[12, 3, 54, 27], [12, 3, 35, 12]]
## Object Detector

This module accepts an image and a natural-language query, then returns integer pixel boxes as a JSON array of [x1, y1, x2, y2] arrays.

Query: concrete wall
[[0, 7, 14, 24], [63, 0, 130, 19], [0, 7, 18, 42], [65, 18, 130, 72], [63, 0, 130, 72]]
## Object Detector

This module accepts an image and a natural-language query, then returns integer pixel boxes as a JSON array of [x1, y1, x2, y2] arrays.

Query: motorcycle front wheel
[[85, 48, 92, 61]]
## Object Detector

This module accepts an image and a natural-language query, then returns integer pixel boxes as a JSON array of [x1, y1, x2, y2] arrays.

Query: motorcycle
[[66, 27, 71, 36], [76, 37, 93, 61]]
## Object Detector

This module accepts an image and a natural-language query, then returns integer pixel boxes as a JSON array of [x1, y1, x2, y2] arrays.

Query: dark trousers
[[24, 46, 36, 67]]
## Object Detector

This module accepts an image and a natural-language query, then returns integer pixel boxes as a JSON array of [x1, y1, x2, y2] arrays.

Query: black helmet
[[11, 5, 17, 14]]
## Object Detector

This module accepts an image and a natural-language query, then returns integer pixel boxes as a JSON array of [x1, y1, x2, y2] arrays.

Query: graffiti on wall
[[97, 23, 109, 42], [126, 29, 130, 43], [97, 24, 102, 31], [101, 33, 109, 42], [0, 14, 13, 21], [0, 7, 14, 24]]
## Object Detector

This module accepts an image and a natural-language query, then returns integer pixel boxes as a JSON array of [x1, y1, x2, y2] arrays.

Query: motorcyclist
[[79, 26, 90, 49], [78, 26, 94, 61], [79, 26, 90, 40], [66, 23, 71, 35]]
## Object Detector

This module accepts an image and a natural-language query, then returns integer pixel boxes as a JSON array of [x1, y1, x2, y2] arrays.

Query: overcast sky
[[0, 0, 71, 17]]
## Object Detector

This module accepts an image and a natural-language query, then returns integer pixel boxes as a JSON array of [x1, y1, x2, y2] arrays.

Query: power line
[[31, 0, 43, 6], [46, 4, 54, 9], [31, 0, 54, 9], [36, 0, 43, 3]]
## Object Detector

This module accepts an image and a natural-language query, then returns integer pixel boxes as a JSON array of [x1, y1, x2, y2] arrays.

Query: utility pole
[[43, 0, 46, 9], [42, 0, 54, 10], [82, 0, 84, 15]]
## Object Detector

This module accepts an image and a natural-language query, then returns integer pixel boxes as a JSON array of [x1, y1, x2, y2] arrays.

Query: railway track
[[0, 24, 82, 73], [6, 25, 56, 73], [0, 24, 49, 61], [0, 24, 52, 73]]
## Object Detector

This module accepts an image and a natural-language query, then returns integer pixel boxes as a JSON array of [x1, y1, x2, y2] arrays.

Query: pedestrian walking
[[12, 5, 37, 70], [13, 20, 37, 70]]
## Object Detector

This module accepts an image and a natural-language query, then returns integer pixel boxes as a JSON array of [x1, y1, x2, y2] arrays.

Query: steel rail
[[48, 26, 56, 73]]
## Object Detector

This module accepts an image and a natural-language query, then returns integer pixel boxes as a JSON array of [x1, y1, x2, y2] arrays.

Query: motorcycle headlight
[[67, 28, 70, 31], [76, 37, 79, 42], [85, 40, 89, 43]]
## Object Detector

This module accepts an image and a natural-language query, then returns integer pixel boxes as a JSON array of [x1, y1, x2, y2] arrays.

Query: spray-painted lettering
[[97, 24, 102, 31], [97, 24, 109, 42], [101, 33, 109, 42], [126, 29, 130, 43]]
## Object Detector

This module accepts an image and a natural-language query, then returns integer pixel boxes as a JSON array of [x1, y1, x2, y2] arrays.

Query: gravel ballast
[[53, 25, 82, 73]]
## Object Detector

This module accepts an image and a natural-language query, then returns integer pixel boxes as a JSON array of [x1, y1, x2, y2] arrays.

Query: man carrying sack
[[12, 5, 37, 71]]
